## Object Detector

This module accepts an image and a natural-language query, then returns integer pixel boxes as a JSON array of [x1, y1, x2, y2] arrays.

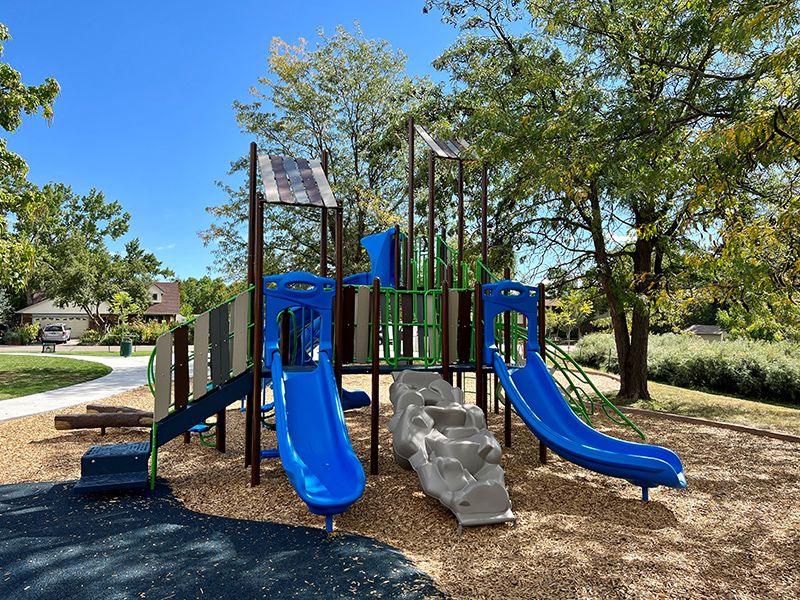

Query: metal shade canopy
[[414, 124, 472, 160], [258, 154, 339, 209]]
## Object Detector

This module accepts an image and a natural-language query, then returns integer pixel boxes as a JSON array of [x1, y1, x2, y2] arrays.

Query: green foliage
[[76, 329, 103, 345], [12, 182, 173, 330], [108, 291, 142, 341], [202, 23, 436, 281], [2, 323, 38, 345], [545, 289, 595, 341], [573, 333, 620, 372], [0, 23, 60, 290], [0, 286, 11, 320], [576, 333, 800, 404], [426, 0, 800, 399], [179, 276, 230, 316], [80, 320, 171, 345]]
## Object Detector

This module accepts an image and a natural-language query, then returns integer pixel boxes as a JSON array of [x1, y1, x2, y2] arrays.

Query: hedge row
[[79, 320, 172, 346], [574, 333, 800, 404]]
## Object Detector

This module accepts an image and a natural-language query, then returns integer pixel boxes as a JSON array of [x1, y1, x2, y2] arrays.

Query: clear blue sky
[[3, 1, 457, 280]]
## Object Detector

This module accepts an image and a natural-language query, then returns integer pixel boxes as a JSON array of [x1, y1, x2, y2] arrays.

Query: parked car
[[41, 323, 71, 343]]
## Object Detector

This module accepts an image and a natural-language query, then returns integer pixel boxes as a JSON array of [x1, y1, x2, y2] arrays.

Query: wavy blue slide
[[264, 272, 365, 529], [483, 280, 687, 500]]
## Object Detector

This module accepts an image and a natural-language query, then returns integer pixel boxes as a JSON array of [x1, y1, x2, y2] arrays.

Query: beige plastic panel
[[154, 331, 173, 422], [193, 312, 210, 401]]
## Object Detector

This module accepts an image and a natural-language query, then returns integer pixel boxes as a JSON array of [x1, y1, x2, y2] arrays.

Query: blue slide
[[264, 273, 366, 527], [483, 281, 686, 499]]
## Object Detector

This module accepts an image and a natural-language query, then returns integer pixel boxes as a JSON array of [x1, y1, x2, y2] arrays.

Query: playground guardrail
[[147, 285, 256, 411]]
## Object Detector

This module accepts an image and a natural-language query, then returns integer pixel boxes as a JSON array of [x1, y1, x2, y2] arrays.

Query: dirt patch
[[1, 374, 798, 600]]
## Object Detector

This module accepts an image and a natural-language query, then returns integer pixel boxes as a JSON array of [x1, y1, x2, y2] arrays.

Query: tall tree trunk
[[618, 235, 655, 400], [587, 181, 652, 400], [621, 305, 651, 400]]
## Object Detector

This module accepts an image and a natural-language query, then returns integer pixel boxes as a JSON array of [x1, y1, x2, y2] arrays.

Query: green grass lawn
[[67, 350, 153, 357], [0, 355, 112, 401], [6, 350, 152, 357], [612, 381, 800, 437]]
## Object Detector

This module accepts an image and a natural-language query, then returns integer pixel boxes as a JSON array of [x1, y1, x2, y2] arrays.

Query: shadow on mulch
[[0, 481, 447, 600]]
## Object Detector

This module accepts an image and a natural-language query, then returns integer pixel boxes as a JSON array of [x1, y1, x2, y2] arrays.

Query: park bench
[[41, 341, 56, 353]]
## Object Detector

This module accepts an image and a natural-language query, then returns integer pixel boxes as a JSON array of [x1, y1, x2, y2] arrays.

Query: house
[[17, 282, 182, 338], [143, 282, 181, 323], [683, 324, 725, 342]]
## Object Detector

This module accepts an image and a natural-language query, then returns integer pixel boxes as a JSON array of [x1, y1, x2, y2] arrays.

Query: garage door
[[33, 316, 91, 338]]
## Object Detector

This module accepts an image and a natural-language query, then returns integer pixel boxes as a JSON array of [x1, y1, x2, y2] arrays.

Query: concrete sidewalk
[[0, 353, 151, 422]]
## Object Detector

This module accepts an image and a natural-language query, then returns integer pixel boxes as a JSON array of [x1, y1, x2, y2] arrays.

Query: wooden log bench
[[54, 405, 154, 435], [42, 342, 56, 353]]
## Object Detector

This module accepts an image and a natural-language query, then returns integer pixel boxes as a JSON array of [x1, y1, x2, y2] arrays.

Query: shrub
[[572, 333, 619, 373], [575, 332, 800, 404], [78, 329, 104, 345], [3, 324, 39, 345], [3, 329, 23, 345]]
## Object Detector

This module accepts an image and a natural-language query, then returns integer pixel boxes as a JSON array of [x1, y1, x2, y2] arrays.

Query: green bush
[[3, 324, 39, 345], [105, 320, 171, 345], [78, 329, 104, 345], [575, 332, 800, 403], [3, 329, 23, 345], [572, 333, 619, 373]]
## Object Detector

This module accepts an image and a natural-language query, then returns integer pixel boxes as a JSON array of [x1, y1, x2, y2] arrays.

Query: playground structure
[[73, 117, 686, 532]]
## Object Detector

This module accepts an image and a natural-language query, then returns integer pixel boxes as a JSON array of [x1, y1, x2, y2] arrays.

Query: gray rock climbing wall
[[387, 371, 515, 533]]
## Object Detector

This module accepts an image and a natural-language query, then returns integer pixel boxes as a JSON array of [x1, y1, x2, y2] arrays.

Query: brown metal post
[[245, 141, 257, 466], [251, 192, 265, 486], [428, 150, 435, 291], [407, 116, 415, 288], [321, 150, 329, 278], [335, 206, 344, 392], [481, 164, 488, 283], [504, 266, 512, 445], [457, 159, 464, 289], [442, 278, 451, 384], [538, 281, 548, 465], [475, 280, 485, 417], [370, 277, 380, 475]]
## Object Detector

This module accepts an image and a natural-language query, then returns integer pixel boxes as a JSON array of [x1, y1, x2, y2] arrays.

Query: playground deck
[[1, 377, 798, 600]]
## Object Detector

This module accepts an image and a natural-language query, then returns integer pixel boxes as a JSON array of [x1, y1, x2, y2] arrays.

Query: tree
[[426, 0, 800, 399], [179, 276, 231, 316], [201, 23, 435, 281], [0, 23, 60, 289], [13, 182, 173, 330], [108, 291, 142, 341], [547, 290, 595, 349]]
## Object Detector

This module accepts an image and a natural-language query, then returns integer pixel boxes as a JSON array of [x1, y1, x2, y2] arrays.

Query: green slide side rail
[[492, 314, 643, 440], [544, 339, 644, 440]]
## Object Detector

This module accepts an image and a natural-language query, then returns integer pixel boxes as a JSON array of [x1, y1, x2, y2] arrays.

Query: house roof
[[145, 281, 180, 316], [684, 324, 724, 336]]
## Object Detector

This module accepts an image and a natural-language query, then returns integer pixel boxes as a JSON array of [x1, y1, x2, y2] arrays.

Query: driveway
[[0, 353, 151, 422]]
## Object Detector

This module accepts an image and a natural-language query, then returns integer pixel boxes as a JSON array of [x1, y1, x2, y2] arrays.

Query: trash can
[[120, 338, 133, 357]]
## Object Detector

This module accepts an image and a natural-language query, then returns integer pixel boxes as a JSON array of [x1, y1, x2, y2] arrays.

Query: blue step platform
[[74, 442, 151, 493]]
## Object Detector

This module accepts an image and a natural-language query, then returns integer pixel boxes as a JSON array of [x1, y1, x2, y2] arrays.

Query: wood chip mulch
[[1, 374, 798, 600]]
